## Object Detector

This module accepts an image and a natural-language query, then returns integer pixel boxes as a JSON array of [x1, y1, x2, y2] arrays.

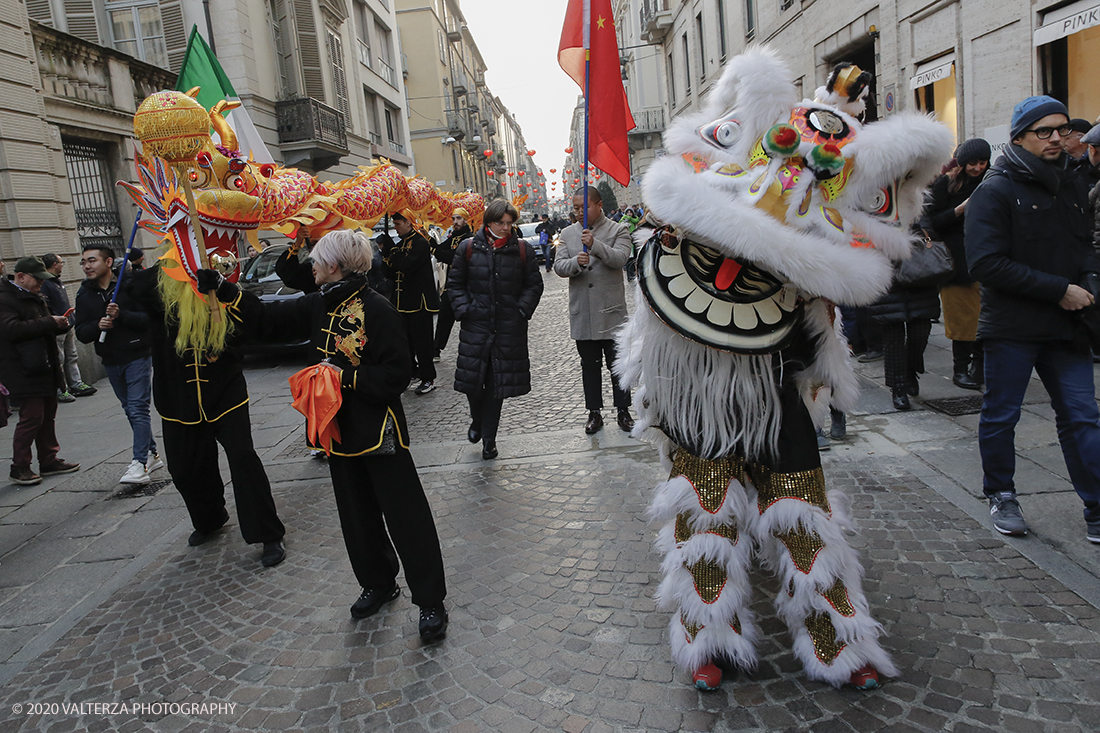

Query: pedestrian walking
[[39, 254, 96, 402], [965, 95, 1100, 540], [554, 187, 634, 434], [447, 199, 544, 460], [923, 138, 991, 390], [383, 213, 439, 395], [0, 257, 81, 485], [432, 208, 472, 358], [73, 244, 162, 485]]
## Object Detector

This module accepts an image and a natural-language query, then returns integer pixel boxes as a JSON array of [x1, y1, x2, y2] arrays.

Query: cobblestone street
[[2, 274, 1100, 732]]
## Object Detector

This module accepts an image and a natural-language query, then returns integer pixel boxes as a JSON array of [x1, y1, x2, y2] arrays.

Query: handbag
[[895, 235, 954, 289]]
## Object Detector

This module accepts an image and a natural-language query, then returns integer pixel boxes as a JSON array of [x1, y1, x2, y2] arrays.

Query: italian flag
[[175, 25, 274, 164]]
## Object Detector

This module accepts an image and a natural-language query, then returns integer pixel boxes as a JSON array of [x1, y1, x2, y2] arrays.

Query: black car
[[239, 244, 309, 350]]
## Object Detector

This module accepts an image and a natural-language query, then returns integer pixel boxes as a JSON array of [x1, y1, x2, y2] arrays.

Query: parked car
[[517, 222, 548, 266], [238, 244, 309, 350]]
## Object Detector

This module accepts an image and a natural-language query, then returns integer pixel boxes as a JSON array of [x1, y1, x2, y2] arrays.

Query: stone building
[[638, 0, 1098, 152]]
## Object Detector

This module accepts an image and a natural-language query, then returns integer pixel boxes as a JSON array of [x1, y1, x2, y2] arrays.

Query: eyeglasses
[[1025, 124, 1073, 140]]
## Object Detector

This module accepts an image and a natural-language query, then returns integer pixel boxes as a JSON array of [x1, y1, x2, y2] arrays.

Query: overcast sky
[[459, 0, 579, 203]]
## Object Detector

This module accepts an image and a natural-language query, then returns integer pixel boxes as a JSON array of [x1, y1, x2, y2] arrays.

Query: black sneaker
[[418, 604, 448, 642], [261, 541, 286, 567], [413, 380, 435, 396], [351, 584, 400, 619], [989, 492, 1029, 536]]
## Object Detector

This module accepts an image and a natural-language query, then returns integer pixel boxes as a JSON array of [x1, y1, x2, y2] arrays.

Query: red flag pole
[[582, 0, 590, 250]]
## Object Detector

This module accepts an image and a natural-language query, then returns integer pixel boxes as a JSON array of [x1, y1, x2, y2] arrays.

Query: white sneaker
[[120, 459, 150, 485], [145, 452, 164, 473]]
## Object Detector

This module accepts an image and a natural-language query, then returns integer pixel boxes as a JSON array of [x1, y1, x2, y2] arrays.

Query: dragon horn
[[209, 100, 241, 152]]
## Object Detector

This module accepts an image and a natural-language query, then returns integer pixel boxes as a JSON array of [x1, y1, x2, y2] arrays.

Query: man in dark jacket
[[0, 257, 81, 485], [383, 212, 439, 395], [432, 208, 471, 358], [40, 253, 96, 402], [965, 95, 1100, 541], [74, 244, 162, 486]]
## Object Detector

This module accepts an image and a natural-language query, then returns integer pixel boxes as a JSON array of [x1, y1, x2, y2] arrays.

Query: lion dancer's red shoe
[[849, 665, 880, 690], [693, 661, 723, 691]]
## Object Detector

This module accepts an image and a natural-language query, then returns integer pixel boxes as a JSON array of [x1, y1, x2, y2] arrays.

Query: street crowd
[[1, 92, 1100, 691]]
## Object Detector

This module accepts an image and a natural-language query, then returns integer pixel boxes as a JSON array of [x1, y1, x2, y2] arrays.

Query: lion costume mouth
[[638, 228, 802, 353]]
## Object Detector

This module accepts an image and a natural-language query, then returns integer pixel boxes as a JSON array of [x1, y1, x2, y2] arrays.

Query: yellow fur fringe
[[156, 269, 233, 358]]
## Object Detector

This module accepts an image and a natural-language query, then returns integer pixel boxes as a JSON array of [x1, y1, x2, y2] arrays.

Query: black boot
[[952, 341, 980, 390], [892, 385, 911, 411]]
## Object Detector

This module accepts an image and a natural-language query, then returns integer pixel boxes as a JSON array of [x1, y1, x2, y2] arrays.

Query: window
[[745, 0, 755, 39], [780, 0, 794, 10], [364, 87, 381, 144], [667, 52, 676, 102], [355, 1, 372, 67], [681, 33, 691, 95], [327, 31, 352, 131], [438, 29, 446, 63], [696, 13, 705, 81], [107, 3, 168, 68], [375, 22, 396, 86], [717, 0, 727, 59], [384, 106, 404, 153]]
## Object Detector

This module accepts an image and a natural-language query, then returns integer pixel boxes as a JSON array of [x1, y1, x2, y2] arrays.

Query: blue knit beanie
[[1010, 96, 1068, 140]]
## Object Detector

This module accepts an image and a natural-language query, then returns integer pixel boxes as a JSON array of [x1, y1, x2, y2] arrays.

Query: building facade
[[639, 0, 1099, 154]]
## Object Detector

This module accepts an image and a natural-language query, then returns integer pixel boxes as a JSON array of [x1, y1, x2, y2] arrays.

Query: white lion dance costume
[[616, 47, 951, 690]]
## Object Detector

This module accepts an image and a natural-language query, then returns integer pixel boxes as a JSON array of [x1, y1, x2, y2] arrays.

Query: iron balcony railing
[[276, 97, 349, 150]]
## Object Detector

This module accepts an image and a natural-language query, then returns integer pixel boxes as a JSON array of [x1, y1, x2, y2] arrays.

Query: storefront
[[1035, 0, 1100, 122], [911, 52, 957, 144]]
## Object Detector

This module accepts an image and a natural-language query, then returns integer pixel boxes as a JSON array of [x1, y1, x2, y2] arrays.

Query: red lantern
[[508, 171, 514, 177], [518, 171, 525, 177], [565, 147, 574, 154], [573, 178, 579, 184], [483, 149, 493, 157], [550, 168, 556, 173], [486, 170, 494, 176], [527, 150, 536, 156], [566, 168, 572, 174]]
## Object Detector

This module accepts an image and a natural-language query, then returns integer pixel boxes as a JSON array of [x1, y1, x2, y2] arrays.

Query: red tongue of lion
[[715, 258, 742, 291]]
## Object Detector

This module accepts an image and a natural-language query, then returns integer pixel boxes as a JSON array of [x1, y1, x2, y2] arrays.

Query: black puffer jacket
[[0, 278, 67, 397], [923, 169, 985, 284], [448, 227, 544, 398], [965, 145, 1098, 343], [866, 278, 941, 325], [74, 277, 151, 366]]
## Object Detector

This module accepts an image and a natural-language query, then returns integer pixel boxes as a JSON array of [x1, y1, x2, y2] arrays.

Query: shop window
[[1040, 26, 1100, 123]]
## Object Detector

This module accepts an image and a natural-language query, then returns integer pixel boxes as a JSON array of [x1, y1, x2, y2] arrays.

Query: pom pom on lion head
[[643, 45, 953, 308]]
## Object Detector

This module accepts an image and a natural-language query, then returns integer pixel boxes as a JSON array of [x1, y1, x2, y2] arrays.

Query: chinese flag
[[558, 0, 635, 186]]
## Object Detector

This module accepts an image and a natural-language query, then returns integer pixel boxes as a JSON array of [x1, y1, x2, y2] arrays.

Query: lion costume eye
[[698, 115, 741, 149]]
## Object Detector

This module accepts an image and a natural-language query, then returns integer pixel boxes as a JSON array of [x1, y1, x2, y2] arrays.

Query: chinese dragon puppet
[[615, 47, 952, 690], [120, 87, 484, 356]]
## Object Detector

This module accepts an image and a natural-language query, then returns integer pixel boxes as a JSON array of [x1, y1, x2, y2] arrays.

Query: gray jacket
[[554, 215, 631, 341]]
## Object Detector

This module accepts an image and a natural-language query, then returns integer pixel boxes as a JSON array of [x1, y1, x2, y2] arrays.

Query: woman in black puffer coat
[[447, 199, 544, 459], [867, 249, 942, 411]]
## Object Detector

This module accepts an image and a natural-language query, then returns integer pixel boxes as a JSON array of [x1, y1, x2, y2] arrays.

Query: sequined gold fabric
[[772, 522, 826, 573], [730, 614, 741, 635], [805, 612, 845, 664], [753, 465, 830, 514], [681, 613, 702, 641], [671, 451, 747, 514], [819, 579, 855, 617], [685, 558, 727, 603], [675, 513, 738, 544]]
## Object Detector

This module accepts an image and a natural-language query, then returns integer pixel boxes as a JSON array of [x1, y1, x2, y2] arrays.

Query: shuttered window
[[62, 0, 99, 43], [294, 0, 326, 100], [328, 31, 352, 130]]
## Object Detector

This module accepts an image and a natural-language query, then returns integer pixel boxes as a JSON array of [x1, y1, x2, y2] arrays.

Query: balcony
[[276, 97, 349, 171], [481, 117, 496, 136], [377, 57, 397, 88], [640, 0, 673, 44], [32, 21, 175, 115], [446, 110, 469, 141], [446, 25, 463, 43], [629, 108, 665, 135], [452, 69, 469, 96]]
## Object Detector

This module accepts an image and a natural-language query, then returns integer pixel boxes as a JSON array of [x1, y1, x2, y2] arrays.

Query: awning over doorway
[[909, 53, 955, 90], [1034, 0, 1100, 46]]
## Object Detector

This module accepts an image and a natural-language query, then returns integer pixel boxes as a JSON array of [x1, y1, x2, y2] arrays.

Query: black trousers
[[434, 293, 455, 354], [403, 309, 436, 381], [881, 320, 932, 389], [161, 405, 285, 544], [576, 339, 630, 411], [467, 361, 504, 443], [328, 448, 447, 608]]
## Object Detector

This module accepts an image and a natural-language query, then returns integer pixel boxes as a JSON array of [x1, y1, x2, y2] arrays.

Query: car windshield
[[518, 223, 539, 238], [241, 247, 284, 281]]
